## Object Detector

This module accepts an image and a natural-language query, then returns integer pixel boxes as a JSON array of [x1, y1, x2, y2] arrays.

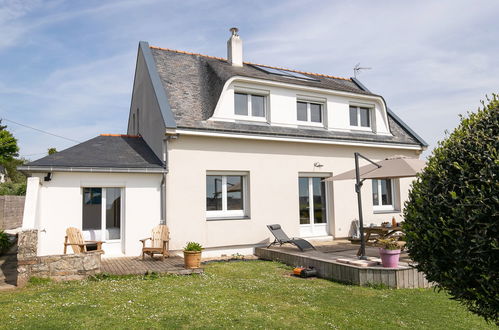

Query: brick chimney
[[227, 27, 243, 67]]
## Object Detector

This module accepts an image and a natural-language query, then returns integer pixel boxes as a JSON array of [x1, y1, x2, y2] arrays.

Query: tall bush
[[0, 181, 26, 195], [404, 95, 498, 323]]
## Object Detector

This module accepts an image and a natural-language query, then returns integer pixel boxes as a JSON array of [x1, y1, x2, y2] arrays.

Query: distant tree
[[0, 120, 19, 163], [0, 121, 26, 195], [2, 158, 26, 184], [0, 159, 27, 195], [0, 181, 26, 196], [404, 95, 499, 324], [48, 147, 57, 155]]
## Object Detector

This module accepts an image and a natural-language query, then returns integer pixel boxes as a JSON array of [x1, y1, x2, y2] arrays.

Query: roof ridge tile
[[100, 134, 141, 138], [149, 45, 350, 81]]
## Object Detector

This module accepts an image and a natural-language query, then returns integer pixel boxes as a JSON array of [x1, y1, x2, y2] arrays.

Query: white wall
[[166, 135, 419, 254], [26, 172, 162, 257], [210, 79, 391, 135]]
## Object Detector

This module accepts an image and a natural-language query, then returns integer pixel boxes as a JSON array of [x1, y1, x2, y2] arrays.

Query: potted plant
[[183, 242, 203, 269], [376, 238, 402, 268]]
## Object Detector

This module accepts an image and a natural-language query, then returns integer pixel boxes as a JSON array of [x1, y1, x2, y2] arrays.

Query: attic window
[[297, 101, 323, 124], [252, 65, 319, 82], [349, 105, 372, 129], [234, 92, 266, 118]]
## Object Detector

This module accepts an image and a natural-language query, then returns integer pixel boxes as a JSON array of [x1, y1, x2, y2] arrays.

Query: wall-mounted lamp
[[44, 172, 52, 182], [313, 162, 323, 168]]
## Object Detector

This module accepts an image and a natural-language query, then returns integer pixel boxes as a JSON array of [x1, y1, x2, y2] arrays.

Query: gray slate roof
[[23, 135, 164, 170], [150, 47, 424, 147]]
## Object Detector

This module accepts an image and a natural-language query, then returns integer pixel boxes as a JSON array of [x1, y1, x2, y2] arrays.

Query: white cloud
[[243, 0, 499, 156], [0, 0, 498, 159]]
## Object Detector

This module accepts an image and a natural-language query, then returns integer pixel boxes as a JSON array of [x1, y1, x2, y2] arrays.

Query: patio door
[[299, 177, 328, 237], [82, 187, 124, 254]]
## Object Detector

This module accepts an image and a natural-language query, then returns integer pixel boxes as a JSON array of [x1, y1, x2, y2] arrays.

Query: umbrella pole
[[354, 152, 382, 260], [354, 152, 367, 260]]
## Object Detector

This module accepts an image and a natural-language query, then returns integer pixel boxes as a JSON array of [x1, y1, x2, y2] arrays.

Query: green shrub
[[184, 242, 203, 251], [403, 95, 498, 324], [0, 181, 26, 195], [0, 230, 11, 255]]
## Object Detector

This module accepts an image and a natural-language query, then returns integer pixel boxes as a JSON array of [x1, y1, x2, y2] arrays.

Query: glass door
[[82, 187, 123, 253], [299, 177, 328, 237]]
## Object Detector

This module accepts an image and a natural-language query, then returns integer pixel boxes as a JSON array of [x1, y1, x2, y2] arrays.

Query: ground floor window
[[372, 179, 394, 211], [82, 187, 122, 240], [206, 173, 247, 218]]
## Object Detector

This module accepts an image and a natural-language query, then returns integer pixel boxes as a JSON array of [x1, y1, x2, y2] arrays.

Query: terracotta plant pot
[[379, 248, 401, 268], [183, 250, 202, 268]]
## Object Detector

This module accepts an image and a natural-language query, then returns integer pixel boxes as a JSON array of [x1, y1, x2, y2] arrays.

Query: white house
[[19, 29, 427, 257]]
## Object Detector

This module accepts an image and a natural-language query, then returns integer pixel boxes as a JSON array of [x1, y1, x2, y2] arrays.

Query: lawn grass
[[0, 261, 493, 329]]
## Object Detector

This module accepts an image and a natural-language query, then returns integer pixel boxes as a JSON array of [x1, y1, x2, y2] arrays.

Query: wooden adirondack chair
[[64, 227, 103, 254], [140, 225, 170, 260]]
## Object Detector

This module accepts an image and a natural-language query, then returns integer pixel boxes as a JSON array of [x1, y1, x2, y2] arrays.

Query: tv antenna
[[353, 63, 372, 78]]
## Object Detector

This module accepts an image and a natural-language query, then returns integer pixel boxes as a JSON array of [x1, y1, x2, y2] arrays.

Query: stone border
[[17, 229, 102, 286]]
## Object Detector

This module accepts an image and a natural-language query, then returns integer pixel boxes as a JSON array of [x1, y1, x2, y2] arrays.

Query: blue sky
[[1, 0, 498, 159]]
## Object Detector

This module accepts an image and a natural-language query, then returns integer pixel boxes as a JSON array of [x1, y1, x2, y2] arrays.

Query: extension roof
[[20, 135, 165, 173], [147, 43, 427, 147]]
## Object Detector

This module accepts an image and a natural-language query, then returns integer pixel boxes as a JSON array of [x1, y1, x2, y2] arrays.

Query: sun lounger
[[266, 224, 316, 251]]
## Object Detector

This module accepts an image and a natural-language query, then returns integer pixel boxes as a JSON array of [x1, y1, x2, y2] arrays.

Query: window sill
[[206, 216, 251, 221], [349, 127, 374, 133], [233, 116, 268, 123], [297, 123, 326, 130], [373, 209, 400, 214]]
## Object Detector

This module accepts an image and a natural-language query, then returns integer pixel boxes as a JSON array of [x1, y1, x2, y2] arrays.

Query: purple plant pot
[[379, 248, 401, 268]]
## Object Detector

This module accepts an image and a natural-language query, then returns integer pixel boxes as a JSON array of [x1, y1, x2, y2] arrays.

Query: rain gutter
[[18, 166, 167, 174]]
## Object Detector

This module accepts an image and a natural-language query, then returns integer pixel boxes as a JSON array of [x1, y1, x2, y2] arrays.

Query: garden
[[0, 261, 493, 329]]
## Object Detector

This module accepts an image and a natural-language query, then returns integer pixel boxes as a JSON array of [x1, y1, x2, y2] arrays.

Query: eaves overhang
[[18, 165, 167, 174], [175, 127, 424, 151]]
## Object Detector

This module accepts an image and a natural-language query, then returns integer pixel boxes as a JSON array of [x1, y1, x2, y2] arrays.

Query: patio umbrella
[[325, 154, 426, 259], [324, 156, 426, 181]]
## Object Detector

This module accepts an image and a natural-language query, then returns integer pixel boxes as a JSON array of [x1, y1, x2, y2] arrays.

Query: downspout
[[161, 137, 168, 225], [162, 132, 178, 225]]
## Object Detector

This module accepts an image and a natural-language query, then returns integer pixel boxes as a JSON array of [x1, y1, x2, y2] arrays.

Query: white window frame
[[296, 100, 325, 127], [82, 187, 124, 242], [298, 176, 328, 225], [349, 105, 373, 131], [233, 88, 269, 122], [372, 179, 395, 211], [206, 172, 249, 219]]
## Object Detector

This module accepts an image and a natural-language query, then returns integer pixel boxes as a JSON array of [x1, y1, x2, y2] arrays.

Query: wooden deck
[[101, 256, 203, 276], [255, 242, 432, 289]]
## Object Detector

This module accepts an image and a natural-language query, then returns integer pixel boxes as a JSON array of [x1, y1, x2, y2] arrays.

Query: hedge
[[403, 95, 498, 323]]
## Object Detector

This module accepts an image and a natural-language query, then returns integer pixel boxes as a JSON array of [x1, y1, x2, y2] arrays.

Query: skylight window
[[252, 65, 319, 81]]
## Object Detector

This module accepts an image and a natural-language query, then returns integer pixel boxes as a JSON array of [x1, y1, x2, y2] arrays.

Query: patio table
[[350, 226, 404, 256]]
